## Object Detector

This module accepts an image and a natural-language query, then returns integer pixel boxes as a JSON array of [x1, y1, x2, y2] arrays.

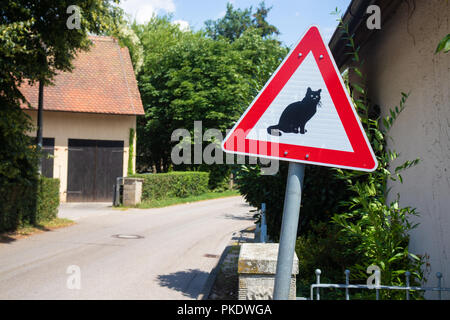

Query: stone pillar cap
[[123, 177, 144, 184], [238, 243, 299, 275]]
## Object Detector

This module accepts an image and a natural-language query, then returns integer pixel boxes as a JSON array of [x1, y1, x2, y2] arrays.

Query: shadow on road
[[156, 269, 209, 299], [0, 224, 53, 244], [223, 213, 255, 221], [0, 234, 16, 244]]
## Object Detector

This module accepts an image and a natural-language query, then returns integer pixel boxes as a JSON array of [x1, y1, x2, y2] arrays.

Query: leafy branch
[[435, 34, 450, 54]]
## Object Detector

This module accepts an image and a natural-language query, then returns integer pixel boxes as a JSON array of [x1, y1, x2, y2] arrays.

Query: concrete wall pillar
[[122, 178, 143, 207], [238, 243, 299, 300]]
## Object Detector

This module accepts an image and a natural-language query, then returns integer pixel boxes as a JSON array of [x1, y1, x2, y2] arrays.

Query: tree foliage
[[251, 1, 280, 38], [435, 33, 450, 54], [1, 0, 124, 101], [205, 1, 279, 41], [133, 14, 287, 173]]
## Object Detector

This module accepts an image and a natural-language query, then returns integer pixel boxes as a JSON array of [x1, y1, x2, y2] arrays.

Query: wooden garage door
[[67, 139, 124, 202], [42, 138, 55, 178]]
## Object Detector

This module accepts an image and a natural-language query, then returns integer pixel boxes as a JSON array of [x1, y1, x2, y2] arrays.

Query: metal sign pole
[[273, 162, 305, 300]]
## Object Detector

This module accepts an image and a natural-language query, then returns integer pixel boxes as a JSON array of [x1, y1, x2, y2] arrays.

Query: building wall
[[25, 110, 137, 202], [356, 0, 449, 296]]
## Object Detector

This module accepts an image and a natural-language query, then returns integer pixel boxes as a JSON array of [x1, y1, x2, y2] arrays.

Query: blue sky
[[120, 0, 352, 47]]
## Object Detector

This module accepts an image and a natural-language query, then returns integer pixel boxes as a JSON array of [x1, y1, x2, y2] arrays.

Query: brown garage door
[[42, 138, 55, 178], [67, 139, 124, 202]]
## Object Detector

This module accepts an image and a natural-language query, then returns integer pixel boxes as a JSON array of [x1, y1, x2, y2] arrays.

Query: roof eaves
[[329, 0, 403, 69]]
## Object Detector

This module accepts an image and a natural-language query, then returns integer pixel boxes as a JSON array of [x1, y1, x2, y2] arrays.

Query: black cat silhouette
[[267, 87, 321, 136]]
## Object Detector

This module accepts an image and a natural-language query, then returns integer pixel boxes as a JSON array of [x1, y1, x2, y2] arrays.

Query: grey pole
[[437, 272, 442, 300], [37, 79, 44, 175], [345, 269, 350, 300], [273, 162, 305, 300]]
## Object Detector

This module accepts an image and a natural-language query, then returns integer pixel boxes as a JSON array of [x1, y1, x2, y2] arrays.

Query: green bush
[[235, 162, 352, 241], [133, 171, 209, 201], [202, 164, 232, 191], [235, 163, 288, 241], [295, 221, 359, 299], [0, 176, 60, 232], [0, 182, 28, 232], [36, 177, 60, 222]]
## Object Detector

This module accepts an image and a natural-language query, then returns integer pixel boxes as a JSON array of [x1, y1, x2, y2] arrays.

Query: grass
[[131, 189, 240, 209], [0, 218, 75, 242]]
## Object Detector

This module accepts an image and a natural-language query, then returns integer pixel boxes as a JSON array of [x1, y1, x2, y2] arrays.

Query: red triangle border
[[222, 26, 377, 172]]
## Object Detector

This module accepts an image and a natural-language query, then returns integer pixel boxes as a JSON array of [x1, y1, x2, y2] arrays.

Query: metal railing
[[310, 269, 450, 300]]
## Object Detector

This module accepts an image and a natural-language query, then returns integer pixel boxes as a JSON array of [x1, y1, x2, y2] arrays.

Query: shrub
[[0, 103, 40, 232], [36, 177, 60, 222], [235, 162, 352, 241], [200, 164, 231, 191], [295, 221, 359, 299], [0, 182, 28, 232], [235, 163, 288, 241], [133, 171, 209, 200], [0, 176, 60, 232]]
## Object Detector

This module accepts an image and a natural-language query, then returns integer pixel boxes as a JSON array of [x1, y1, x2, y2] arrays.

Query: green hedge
[[0, 177, 60, 232], [36, 177, 60, 222], [0, 182, 27, 232], [236, 163, 352, 241], [133, 172, 209, 200]]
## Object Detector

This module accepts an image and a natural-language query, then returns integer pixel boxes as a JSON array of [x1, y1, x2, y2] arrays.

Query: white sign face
[[222, 26, 378, 172], [246, 52, 353, 153]]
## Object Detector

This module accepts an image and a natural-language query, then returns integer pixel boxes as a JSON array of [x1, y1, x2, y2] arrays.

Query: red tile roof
[[20, 36, 144, 115]]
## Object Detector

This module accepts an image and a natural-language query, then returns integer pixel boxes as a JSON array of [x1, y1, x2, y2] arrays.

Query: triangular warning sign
[[222, 26, 377, 172]]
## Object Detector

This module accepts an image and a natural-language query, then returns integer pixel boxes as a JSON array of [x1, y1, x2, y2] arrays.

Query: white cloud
[[173, 20, 190, 32], [120, 0, 176, 24]]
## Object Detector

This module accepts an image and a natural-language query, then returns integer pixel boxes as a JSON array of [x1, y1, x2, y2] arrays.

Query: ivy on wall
[[128, 128, 135, 176]]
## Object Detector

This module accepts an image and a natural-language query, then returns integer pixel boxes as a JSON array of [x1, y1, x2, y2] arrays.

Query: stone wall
[[238, 243, 299, 300]]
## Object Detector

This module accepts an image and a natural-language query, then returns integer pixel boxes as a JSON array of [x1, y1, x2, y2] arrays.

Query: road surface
[[0, 196, 254, 299]]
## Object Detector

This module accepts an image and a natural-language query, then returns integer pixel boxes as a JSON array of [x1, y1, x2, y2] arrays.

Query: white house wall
[[25, 110, 136, 202], [355, 0, 449, 298]]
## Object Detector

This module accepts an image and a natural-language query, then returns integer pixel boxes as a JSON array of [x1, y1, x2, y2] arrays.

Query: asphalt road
[[0, 196, 255, 299]]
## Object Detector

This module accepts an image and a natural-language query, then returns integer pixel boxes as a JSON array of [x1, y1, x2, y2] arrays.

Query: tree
[[205, 1, 279, 42], [252, 1, 279, 38], [130, 15, 195, 172], [1, 1, 124, 104], [205, 3, 252, 41], [132, 15, 287, 177]]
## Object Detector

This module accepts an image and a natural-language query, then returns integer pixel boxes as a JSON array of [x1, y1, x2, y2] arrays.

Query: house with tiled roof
[[20, 36, 144, 202]]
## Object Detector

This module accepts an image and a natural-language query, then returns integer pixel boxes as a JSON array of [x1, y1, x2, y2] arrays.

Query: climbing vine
[[328, 9, 426, 299], [128, 128, 135, 176]]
